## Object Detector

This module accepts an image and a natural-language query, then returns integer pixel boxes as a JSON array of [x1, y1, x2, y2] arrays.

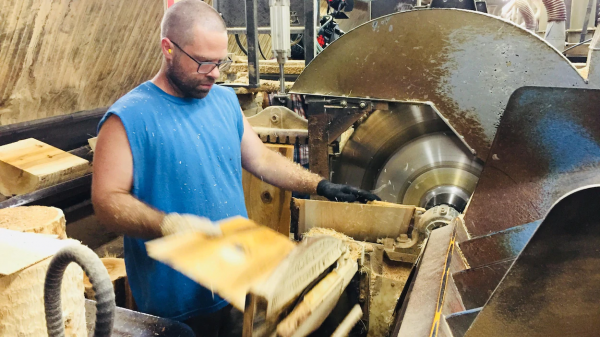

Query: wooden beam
[[243, 144, 294, 237], [0, 138, 90, 196], [296, 199, 415, 242]]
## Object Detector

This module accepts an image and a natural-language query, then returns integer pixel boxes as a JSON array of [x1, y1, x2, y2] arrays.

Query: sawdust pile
[[304, 227, 372, 262]]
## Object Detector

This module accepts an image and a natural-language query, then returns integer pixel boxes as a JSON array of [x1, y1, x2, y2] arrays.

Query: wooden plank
[[252, 236, 344, 317], [243, 144, 294, 237], [146, 217, 296, 311], [297, 199, 415, 242], [0, 0, 162, 126], [0, 138, 90, 196], [277, 257, 358, 337], [0, 228, 78, 276]]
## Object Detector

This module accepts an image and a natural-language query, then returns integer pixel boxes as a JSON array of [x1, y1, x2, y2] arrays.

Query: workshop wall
[[0, 0, 163, 126]]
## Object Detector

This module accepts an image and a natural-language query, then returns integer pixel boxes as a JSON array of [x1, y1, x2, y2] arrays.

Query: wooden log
[[0, 138, 90, 196], [0, 206, 67, 239], [296, 199, 416, 243], [243, 144, 294, 237], [0, 229, 86, 336]]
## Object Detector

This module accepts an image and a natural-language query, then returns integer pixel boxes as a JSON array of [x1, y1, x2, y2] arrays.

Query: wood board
[[0, 138, 90, 196], [296, 199, 416, 242], [0, 206, 67, 239], [146, 217, 296, 311], [242, 144, 294, 237], [0, 228, 77, 276]]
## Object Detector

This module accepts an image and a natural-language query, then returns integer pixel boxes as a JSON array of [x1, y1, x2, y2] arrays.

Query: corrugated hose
[[44, 244, 115, 337]]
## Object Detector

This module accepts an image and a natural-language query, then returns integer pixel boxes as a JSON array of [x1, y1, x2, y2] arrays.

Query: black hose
[[44, 245, 115, 337], [235, 34, 248, 55], [236, 33, 268, 59], [258, 41, 268, 60]]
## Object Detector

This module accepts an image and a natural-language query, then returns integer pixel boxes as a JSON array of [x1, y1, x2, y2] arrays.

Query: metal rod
[[246, 0, 260, 88], [279, 64, 286, 94], [331, 304, 363, 337], [581, 0, 594, 42], [304, 0, 316, 65]]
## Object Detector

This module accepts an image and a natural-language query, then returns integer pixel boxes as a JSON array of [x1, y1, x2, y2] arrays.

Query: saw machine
[[282, 8, 600, 337]]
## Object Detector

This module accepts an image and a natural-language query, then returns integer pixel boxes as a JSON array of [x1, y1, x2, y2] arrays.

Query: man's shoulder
[[109, 82, 157, 114]]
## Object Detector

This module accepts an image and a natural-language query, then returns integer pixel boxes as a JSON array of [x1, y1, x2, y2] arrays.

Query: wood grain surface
[[0, 0, 163, 125]]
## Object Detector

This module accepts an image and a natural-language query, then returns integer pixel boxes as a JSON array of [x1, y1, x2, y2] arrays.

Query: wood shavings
[[304, 227, 372, 262]]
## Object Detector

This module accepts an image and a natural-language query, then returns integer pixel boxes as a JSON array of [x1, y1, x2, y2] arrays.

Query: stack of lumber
[[0, 138, 90, 197], [0, 206, 85, 336]]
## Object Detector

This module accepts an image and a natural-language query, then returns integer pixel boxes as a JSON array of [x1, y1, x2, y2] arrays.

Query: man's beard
[[166, 61, 214, 99]]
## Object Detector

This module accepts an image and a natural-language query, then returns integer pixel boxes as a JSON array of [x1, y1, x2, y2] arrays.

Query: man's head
[[160, 0, 228, 99]]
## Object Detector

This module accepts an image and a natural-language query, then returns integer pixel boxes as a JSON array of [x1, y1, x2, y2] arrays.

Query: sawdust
[[381, 261, 412, 282], [304, 227, 372, 262]]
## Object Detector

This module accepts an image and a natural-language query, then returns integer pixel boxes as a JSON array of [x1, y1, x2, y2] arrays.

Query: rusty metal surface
[[444, 308, 481, 337], [465, 186, 600, 337], [292, 9, 590, 161], [458, 221, 540, 268], [306, 98, 370, 178], [452, 260, 512, 309], [464, 87, 600, 236], [398, 224, 456, 337]]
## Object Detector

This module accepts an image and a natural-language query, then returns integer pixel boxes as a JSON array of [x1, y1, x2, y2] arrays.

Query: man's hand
[[160, 213, 222, 237], [317, 180, 381, 203]]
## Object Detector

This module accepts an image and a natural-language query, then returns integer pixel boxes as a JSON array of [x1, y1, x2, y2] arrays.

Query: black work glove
[[316, 180, 381, 203]]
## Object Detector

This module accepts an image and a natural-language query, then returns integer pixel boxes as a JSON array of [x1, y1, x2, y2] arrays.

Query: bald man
[[91, 0, 379, 335]]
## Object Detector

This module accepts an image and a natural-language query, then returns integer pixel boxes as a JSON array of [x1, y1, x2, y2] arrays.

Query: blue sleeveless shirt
[[98, 81, 248, 321]]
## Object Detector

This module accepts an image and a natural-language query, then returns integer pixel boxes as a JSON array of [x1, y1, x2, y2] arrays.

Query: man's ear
[[161, 38, 174, 60]]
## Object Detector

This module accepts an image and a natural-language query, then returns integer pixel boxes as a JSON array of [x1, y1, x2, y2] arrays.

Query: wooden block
[[0, 230, 86, 336], [146, 217, 296, 311], [0, 138, 90, 196], [0, 255, 86, 337], [0, 206, 67, 239], [297, 199, 416, 242], [88, 137, 98, 152], [83, 257, 126, 297], [83, 257, 133, 309], [243, 144, 294, 237]]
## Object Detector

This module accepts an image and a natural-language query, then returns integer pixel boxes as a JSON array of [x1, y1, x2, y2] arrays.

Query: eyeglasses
[[170, 40, 233, 74]]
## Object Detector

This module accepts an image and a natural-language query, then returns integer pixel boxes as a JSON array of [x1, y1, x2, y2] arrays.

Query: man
[[91, 0, 379, 335]]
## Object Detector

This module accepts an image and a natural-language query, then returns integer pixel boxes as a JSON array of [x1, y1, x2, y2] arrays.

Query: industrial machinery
[[284, 8, 600, 337]]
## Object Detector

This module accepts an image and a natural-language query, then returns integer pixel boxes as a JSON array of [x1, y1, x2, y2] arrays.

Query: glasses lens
[[197, 63, 217, 74], [218, 60, 232, 72]]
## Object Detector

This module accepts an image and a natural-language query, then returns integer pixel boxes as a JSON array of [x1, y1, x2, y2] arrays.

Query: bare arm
[[91, 115, 165, 239], [240, 112, 322, 195]]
